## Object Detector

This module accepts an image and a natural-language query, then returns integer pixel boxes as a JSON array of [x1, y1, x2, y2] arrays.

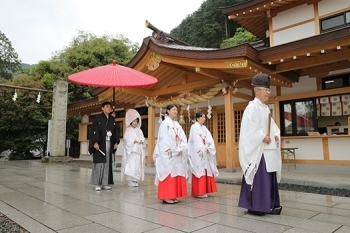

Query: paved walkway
[[1, 160, 350, 233]]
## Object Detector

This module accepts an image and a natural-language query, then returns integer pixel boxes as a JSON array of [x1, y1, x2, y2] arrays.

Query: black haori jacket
[[88, 113, 120, 184], [88, 113, 120, 163]]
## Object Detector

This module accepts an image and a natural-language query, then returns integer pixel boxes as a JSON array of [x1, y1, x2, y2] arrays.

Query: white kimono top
[[239, 97, 281, 185], [153, 116, 188, 185], [121, 126, 146, 181], [188, 122, 219, 180], [121, 109, 146, 182]]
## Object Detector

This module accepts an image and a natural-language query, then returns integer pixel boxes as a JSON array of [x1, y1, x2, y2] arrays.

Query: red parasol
[[67, 60, 158, 87], [68, 60, 158, 109]]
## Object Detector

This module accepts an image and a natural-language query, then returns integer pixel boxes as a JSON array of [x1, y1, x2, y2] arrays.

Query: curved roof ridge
[[145, 20, 191, 46], [149, 36, 218, 51]]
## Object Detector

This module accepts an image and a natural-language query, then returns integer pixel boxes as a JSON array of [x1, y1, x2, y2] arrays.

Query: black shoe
[[248, 210, 265, 216], [268, 206, 282, 215]]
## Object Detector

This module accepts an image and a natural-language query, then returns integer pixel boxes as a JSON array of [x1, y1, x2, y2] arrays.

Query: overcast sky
[[1, 0, 205, 65]]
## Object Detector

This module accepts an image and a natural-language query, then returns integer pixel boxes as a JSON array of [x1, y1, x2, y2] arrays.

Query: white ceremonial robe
[[188, 122, 219, 182], [239, 97, 281, 185], [121, 126, 146, 182], [153, 116, 188, 185]]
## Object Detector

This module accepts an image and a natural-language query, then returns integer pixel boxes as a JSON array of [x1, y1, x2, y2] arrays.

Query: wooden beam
[[274, 87, 350, 101], [151, 79, 220, 96], [261, 40, 350, 64], [153, 69, 181, 89], [233, 80, 253, 89], [195, 67, 232, 80], [298, 61, 350, 77], [113, 101, 137, 110], [246, 60, 294, 86], [233, 91, 253, 101], [274, 50, 350, 73], [120, 88, 153, 96], [316, 77, 322, 91], [276, 86, 281, 96], [0, 84, 53, 93], [161, 55, 247, 69], [160, 62, 214, 81], [228, 11, 266, 19]]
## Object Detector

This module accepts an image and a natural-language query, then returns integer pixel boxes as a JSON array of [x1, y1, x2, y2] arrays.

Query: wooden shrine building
[[68, 0, 350, 169]]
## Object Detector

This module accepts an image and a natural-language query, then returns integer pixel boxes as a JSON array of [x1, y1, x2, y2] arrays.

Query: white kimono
[[153, 116, 188, 185], [121, 110, 146, 182], [239, 97, 281, 185], [188, 122, 219, 182]]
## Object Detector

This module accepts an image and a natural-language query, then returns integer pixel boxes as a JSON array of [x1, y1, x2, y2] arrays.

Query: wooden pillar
[[276, 86, 281, 97], [224, 88, 236, 171], [147, 106, 155, 165]]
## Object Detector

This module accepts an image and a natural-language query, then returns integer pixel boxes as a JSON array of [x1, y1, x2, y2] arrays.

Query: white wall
[[272, 3, 315, 46], [283, 138, 324, 160], [273, 22, 315, 46], [328, 138, 350, 160], [272, 4, 313, 30], [318, 0, 350, 16], [281, 76, 317, 96]]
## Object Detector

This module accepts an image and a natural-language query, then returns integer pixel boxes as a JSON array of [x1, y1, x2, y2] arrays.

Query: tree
[[30, 31, 138, 103], [0, 31, 22, 79], [0, 31, 138, 159], [220, 27, 259, 48], [0, 75, 51, 159], [170, 0, 247, 48]]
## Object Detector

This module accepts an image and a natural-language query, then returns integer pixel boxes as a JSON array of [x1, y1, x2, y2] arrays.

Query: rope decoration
[[145, 82, 229, 108]]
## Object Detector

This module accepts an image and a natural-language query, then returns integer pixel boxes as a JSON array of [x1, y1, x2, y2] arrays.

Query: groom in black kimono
[[89, 101, 120, 191]]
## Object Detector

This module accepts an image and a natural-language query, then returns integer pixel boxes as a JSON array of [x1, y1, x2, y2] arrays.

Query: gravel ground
[[0, 213, 29, 233], [1, 160, 349, 232]]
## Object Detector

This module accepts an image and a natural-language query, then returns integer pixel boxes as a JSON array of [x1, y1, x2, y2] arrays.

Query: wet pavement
[[0, 160, 350, 233]]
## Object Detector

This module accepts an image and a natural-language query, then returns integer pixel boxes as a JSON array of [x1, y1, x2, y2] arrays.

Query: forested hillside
[[170, 0, 248, 48]]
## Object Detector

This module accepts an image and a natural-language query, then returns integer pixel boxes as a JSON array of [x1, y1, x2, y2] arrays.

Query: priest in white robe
[[153, 104, 188, 204], [238, 73, 282, 216], [121, 109, 146, 187], [188, 111, 219, 198]]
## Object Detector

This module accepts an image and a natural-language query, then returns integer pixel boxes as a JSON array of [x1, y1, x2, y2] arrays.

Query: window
[[320, 11, 350, 32], [280, 98, 318, 136], [114, 110, 125, 118], [217, 112, 226, 143], [87, 125, 92, 140], [322, 73, 350, 90], [141, 118, 148, 138], [115, 121, 123, 139], [136, 107, 148, 116], [234, 110, 244, 142], [180, 113, 213, 139]]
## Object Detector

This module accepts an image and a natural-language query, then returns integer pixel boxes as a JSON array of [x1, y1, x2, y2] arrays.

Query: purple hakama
[[238, 155, 280, 213]]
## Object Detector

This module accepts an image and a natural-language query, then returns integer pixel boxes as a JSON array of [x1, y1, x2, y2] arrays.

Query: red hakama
[[191, 170, 217, 197], [158, 175, 187, 200]]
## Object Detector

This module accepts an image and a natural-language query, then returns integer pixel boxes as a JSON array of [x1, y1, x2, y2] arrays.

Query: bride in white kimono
[[121, 109, 146, 187], [188, 111, 219, 198]]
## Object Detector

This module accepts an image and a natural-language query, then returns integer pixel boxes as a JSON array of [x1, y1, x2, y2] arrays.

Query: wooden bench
[[281, 147, 298, 171]]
